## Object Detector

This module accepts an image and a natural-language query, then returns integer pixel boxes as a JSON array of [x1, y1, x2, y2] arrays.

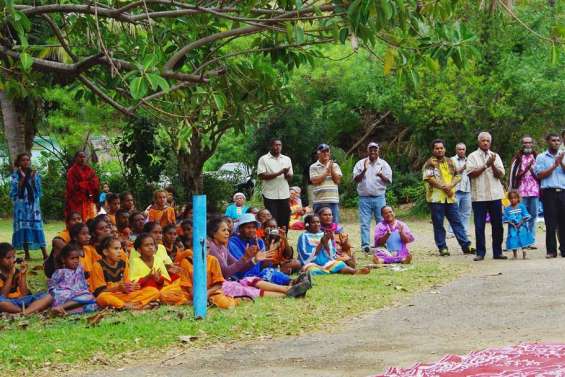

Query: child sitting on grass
[[48, 243, 97, 316], [128, 233, 188, 305], [146, 189, 176, 227], [92, 236, 160, 310], [503, 191, 534, 259], [0, 242, 53, 315]]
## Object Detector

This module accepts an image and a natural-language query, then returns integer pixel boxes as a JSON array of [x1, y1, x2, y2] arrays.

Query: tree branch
[[78, 75, 134, 117]]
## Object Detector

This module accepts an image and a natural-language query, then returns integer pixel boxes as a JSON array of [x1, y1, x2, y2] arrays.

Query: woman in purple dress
[[373, 206, 414, 264]]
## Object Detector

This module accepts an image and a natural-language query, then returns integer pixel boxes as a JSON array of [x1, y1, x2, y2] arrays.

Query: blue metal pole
[[192, 195, 207, 319]]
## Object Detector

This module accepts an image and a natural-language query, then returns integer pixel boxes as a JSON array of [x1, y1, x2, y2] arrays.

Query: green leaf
[[339, 28, 349, 44], [130, 76, 148, 99], [143, 54, 157, 71], [20, 52, 33, 72], [294, 26, 305, 44], [295, 0, 303, 10], [383, 47, 396, 75]]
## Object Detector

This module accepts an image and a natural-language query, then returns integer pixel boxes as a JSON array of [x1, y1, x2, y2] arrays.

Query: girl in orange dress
[[147, 190, 176, 227]]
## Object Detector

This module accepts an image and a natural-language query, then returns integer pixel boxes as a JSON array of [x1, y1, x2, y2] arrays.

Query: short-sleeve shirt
[[422, 156, 459, 204], [465, 149, 505, 202], [353, 157, 392, 197], [0, 269, 25, 298], [148, 207, 176, 228], [91, 259, 129, 296], [534, 150, 565, 189], [310, 160, 342, 204], [450, 156, 470, 193], [179, 251, 225, 290], [257, 152, 293, 200]]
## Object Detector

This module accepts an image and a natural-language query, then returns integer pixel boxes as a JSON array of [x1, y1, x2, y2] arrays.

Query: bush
[[203, 174, 236, 214]]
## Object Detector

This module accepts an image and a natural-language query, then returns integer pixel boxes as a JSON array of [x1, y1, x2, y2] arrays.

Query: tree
[[0, 0, 527, 193]]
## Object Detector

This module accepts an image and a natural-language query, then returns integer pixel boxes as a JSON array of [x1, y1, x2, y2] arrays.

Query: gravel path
[[84, 222, 565, 377]]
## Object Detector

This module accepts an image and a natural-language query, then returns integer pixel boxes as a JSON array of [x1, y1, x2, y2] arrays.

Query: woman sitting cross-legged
[[373, 206, 414, 264], [298, 215, 370, 275], [208, 217, 311, 299], [317, 207, 356, 268]]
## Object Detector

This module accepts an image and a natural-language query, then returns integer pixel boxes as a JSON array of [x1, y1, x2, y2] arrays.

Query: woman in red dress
[[65, 151, 100, 222]]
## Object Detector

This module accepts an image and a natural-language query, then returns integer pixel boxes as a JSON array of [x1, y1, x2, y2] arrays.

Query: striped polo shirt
[[309, 160, 342, 204]]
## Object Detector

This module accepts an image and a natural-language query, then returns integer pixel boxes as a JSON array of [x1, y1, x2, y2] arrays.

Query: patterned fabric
[[224, 204, 248, 220], [353, 157, 393, 196], [257, 152, 293, 200], [513, 154, 540, 197], [377, 343, 565, 376], [297, 231, 345, 275], [466, 149, 505, 202], [48, 265, 97, 312], [65, 163, 99, 222], [10, 170, 46, 249], [422, 156, 460, 204], [310, 160, 342, 204], [450, 156, 470, 193], [503, 203, 534, 250]]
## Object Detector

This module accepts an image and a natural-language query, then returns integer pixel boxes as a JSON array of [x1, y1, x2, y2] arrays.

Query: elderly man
[[509, 135, 539, 248], [423, 139, 474, 256], [353, 142, 392, 253], [309, 144, 343, 223], [466, 132, 507, 261], [257, 139, 293, 230], [534, 133, 565, 258], [447, 143, 472, 238]]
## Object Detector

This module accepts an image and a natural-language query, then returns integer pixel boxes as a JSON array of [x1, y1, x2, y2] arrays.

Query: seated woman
[[0, 242, 53, 315], [263, 218, 301, 275], [289, 187, 309, 230], [45, 211, 83, 278], [317, 207, 356, 268], [119, 191, 136, 212], [228, 214, 292, 286], [207, 217, 311, 299], [224, 192, 248, 221], [255, 209, 272, 238], [298, 215, 369, 275], [129, 211, 146, 241], [146, 189, 176, 227], [373, 206, 414, 264], [178, 219, 193, 250]]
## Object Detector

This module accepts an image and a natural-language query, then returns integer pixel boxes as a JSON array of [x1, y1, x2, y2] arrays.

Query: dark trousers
[[541, 188, 565, 256], [263, 196, 291, 230], [429, 202, 470, 250], [472, 200, 503, 257]]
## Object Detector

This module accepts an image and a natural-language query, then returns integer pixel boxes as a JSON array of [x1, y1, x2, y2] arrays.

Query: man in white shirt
[[466, 132, 507, 261], [257, 139, 293, 229], [353, 142, 392, 253]]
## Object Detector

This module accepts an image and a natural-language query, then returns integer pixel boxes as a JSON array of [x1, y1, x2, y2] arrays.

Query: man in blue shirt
[[534, 133, 565, 258]]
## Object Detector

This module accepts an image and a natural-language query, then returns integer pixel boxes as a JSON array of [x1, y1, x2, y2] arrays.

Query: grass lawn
[[0, 211, 464, 374]]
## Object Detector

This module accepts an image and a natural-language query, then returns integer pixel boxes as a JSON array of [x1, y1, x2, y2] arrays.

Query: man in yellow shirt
[[423, 139, 474, 256]]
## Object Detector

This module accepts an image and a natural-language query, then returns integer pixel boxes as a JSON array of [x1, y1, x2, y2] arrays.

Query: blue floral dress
[[10, 170, 46, 249], [503, 203, 534, 250]]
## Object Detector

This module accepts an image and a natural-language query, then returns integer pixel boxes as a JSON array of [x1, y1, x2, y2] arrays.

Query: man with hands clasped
[[353, 142, 392, 253], [309, 144, 343, 223], [423, 139, 474, 257], [534, 133, 565, 258], [466, 131, 507, 261]]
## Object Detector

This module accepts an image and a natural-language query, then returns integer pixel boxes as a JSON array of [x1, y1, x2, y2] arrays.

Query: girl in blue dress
[[503, 191, 534, 259]]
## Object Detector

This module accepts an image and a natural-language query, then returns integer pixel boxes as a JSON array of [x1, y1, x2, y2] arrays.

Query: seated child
[[0, 242, 53, 315], [255, 209, 272, 238], [119, 192, 136, 212], [224, 192, 248, 220], [373, 206, 414, 264], [92, 237, 160, 309], [105, 193, 121, 226], [128, 234, 188, 305], [146, 189, 176, 227], [45, 211, 83, 278], [503, 191, 534, 259], [178, 219, 193, 249], [48, 243, 98, 316], [115, 209, 133, 251], [298, 215, 370, 275]]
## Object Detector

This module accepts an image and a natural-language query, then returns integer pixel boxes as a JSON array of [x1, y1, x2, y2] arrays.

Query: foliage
[[202, 174, 236, 214]]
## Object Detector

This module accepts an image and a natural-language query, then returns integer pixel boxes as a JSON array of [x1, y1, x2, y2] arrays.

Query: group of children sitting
[[2, 187, 417, 316]]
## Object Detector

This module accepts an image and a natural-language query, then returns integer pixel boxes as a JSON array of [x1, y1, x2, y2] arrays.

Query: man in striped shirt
[[309, 144, 343, 223]]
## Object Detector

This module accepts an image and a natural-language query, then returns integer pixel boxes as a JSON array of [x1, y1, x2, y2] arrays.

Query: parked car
[[206, 162, 255, 199]]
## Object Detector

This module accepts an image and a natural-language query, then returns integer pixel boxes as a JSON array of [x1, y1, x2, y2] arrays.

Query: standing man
[[257, 139, 293, 230], [466, 132, 507, 261], [310, 144, 343, 223], [423, 139, 474, 256], [448, 143, 472, 237], [534, 133, 565, 258], [509, 135, 539, 248], [353, 142, 392, 253]]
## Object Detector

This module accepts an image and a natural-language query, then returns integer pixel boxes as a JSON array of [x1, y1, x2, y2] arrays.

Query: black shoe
[[493, 255, 508, 260], [439, 248, 450, 256], [462, 246, 476, 255], [293, 271, 312, 287], [546, 254, 557, 259], [473, 256, 484, 261], [287, 281, 311, 298], [362, 246, 370, 254]]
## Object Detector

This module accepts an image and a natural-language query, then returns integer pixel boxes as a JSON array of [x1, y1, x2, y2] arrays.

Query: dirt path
[[84, 224, 565, 377]]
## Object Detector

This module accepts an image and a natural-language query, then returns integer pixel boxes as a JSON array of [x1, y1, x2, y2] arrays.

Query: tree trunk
[[177, 132, 210, 199], [0, 91, 31, 164]]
